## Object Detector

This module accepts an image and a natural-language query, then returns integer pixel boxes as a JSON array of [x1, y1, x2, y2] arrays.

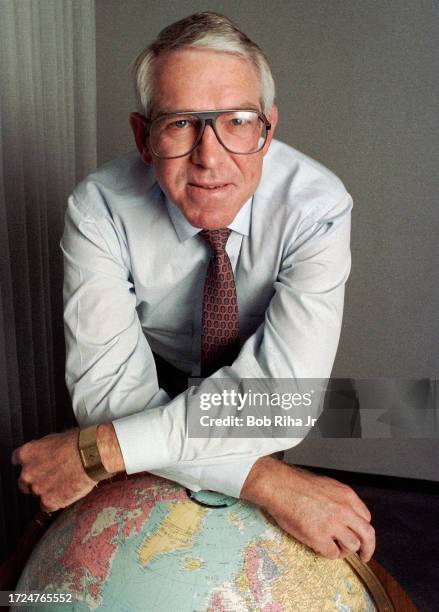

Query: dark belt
[[153, 352, 190, 399]]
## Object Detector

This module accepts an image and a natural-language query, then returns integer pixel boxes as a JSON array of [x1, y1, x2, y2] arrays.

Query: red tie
[[200, 229, 239, 376]]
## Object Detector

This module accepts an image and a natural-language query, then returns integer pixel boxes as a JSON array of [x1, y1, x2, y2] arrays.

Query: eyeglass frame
[[143, 109, 272, 159]]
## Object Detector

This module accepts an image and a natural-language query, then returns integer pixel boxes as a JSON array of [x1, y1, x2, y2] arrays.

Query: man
[[12, 12, 375, 562]]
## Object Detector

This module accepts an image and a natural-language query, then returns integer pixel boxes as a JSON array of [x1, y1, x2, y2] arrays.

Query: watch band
[[78, 425, 114, 482]]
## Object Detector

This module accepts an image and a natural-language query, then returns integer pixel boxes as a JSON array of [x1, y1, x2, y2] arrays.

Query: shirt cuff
[[148, 466, 204, 492], [112, 389, 173, 474], [198, 456, 259, 498]]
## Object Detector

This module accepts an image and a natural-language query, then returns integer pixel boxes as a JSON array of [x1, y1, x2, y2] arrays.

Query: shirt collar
[[165, 194, 252, 242]]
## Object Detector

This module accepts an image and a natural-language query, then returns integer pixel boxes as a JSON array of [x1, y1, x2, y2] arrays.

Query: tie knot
[[199, 228, 231, 254]]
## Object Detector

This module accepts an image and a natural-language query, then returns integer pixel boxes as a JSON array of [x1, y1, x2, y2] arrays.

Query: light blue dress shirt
[[62, 139, 352, 497]]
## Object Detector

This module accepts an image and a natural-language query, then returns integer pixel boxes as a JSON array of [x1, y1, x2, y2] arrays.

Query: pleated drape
[[0, 0, 97, 563]]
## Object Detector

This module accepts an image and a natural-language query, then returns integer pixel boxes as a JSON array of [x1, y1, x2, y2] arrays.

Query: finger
[[358, 529, 376, 563], [335, 482, 371, 522], [350, 495, 372, 522], [40, 501, 57, 513], [333, 527, 361, 557], [11, 448, 20, 466], [334, 540, 354, 559], [318, 476, 372, 522], [40, 490, 61, 513], [17, 477, 32, 495], [346, 515, 376, 563], [314, 538, 341, 561]]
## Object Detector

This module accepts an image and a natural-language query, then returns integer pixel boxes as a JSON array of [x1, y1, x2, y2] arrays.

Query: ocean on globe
[[17, 474, 377, 611]]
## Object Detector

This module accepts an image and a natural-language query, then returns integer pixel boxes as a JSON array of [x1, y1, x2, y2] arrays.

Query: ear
[[129, 112, 153, 165], [262, 103, 278, 156]]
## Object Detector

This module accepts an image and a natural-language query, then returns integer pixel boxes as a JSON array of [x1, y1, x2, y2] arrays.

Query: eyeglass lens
[[149, 111, 267, 158]]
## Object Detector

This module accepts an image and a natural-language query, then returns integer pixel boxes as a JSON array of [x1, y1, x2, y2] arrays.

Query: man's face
[[130, 48, 277, 229]]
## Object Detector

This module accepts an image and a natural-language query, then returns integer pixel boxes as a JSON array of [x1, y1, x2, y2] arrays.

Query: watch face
[[80, 446, 100, 469], [85, 448, 99, 464], [78, 427, 111, 482]]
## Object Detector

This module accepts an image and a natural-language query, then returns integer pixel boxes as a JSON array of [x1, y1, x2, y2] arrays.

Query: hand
[[240, 456, 375, 562], [12, 429, 97, 512]]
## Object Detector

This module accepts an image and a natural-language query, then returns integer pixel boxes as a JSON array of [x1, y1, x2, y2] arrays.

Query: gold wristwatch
[[78, 425, 114, 482]]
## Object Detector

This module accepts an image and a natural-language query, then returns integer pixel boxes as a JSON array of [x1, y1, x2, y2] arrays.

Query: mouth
[[188, 182, 230, 190]]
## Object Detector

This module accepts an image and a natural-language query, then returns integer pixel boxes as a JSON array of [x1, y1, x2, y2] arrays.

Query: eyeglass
[[145, 109, 271, 159]]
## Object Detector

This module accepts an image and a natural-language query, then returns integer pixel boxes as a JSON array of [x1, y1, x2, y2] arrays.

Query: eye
[[231, 117, 245, 126], [174, 119, 189, 128]]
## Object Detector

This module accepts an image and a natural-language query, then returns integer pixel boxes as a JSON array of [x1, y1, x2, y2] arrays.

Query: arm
[[13, 191, 375, 559], [17, 191, 351, 480], [109, 193, 353, 473], [61, 194, 257, 494]]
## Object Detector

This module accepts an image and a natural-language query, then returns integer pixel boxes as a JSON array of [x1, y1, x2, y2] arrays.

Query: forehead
[[151, 48, 261, 115]]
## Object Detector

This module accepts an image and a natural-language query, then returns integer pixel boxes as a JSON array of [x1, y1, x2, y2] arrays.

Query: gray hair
[[132, 11, 275, 118]]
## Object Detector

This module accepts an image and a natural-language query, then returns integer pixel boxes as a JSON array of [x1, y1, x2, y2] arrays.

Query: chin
[[194, 211, 235, 230], [199, 219, 231, 230], [182, 205, 237, 230]]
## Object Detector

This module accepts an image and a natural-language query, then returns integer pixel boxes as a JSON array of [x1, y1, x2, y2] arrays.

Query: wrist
[[240, 456, 279, 508], [96, 423, 125, 474]]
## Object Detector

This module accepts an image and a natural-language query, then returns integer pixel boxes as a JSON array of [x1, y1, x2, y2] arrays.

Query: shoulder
[[257, 139, 351, 221], [70, 151, 161, 221]]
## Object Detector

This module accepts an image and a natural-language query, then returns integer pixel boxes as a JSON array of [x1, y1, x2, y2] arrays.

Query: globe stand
[[185, 489, 238, 508]]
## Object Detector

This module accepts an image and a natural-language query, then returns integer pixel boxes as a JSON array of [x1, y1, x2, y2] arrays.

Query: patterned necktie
[[200, 229, 239, 376]]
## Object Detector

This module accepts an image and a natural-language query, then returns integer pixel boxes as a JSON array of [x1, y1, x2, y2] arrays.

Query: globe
[[17, 473, 381, 611]]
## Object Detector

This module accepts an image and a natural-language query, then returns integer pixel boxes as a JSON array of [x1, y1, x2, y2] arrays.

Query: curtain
[[0, 0, 96, 563]]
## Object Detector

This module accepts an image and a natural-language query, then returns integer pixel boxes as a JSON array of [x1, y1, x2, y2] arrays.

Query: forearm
[[99, 418, 292, 500], [96, 422, 259, 498], [96, 425, 289, 501], [65, 193, 351, 496], [113, 385, 301, 476]]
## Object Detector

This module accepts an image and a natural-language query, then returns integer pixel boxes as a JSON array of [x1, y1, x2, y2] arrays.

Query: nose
[[190, 122, 227, 168]]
